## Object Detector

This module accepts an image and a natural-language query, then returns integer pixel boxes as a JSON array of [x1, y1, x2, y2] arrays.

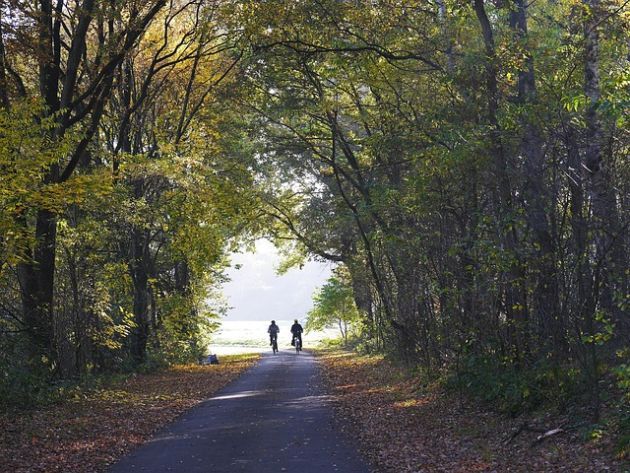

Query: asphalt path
[[109, 349, 370, 473]]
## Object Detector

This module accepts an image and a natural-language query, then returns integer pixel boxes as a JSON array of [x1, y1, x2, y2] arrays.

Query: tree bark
[[130, 224, 150, 365], [509, 0, 561, 352], [0, 9, 10, 108], [473, 0, 529, 362], [16, 0, 166, 370], [583, 0, 627, 340], [17, 208, 58, 362]]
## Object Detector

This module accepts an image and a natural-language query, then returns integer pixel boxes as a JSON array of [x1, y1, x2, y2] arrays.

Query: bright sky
[[221, 239, 332, 322]]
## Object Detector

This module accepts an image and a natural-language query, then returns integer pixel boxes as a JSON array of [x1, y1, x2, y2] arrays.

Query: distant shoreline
[[209, 320, 338, 355]]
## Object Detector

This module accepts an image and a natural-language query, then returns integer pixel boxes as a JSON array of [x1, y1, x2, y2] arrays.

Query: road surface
[[109, 350, 369, 473]]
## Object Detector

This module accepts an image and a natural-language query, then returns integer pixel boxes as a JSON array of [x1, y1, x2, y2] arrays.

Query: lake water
[[208, 320, 337, 355]]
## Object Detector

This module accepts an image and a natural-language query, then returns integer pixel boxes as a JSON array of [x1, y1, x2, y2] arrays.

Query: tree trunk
[[473, 0, 530, 362], [0, 9, 11, 108], [583, 0, 627, 341], [15, 0, 61, 365], [18, 208, 58, 363], [130, 226, 150, 365], [509, 0, 561, 353], [566, 124, 590, 327]]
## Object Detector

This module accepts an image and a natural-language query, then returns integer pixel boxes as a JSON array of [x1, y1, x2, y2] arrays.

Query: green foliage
[[0, 0, 258, 401], [152, 293, 222, 365], [614, 363, 630, 403], [617, 411, 630, 459], [613, 357, 630, 457], [0, 355, 55, 409], [447, 354, 583, 416], [0, 5, 628, 464], [0, 100, 74, 266], [307, 267, 360, 343]]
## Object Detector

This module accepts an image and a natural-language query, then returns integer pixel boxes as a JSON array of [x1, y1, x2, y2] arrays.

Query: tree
[[307, 268, 360, 345], [1, 0, 167, 366], [0, 0, 258, 383], [233, 0, 628, 407], [0, 0, 628, 420]]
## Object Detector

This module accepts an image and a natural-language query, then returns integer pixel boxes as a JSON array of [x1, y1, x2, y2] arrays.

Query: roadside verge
[[316, 350, 623, 473], [0, 353, 260, 473]]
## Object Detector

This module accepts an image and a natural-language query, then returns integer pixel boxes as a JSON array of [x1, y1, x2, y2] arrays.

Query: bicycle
[[271, 335, 278, 354], [293, 335, 302, 354]]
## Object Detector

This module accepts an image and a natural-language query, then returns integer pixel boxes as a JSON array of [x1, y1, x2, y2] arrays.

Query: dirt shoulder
[[317, 350, 626, 473], [0, 353, 259, 473]]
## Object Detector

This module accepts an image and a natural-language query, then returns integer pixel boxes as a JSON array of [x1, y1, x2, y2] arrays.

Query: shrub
[[447, 354, 582, 416]]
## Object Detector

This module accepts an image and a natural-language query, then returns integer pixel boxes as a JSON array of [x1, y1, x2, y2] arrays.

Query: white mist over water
[[209, 320, 338, 355], [211, 239, 336, 355]]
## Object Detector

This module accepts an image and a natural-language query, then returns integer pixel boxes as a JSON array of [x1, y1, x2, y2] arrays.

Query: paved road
[[109, 350, 369, 473]]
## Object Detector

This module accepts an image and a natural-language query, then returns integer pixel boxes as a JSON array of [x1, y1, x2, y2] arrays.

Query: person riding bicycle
[[268, 320, 280, 346], [290, 319, 303, 347]]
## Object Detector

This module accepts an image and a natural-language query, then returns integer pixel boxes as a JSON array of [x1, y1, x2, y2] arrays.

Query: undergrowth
[[446, 354, 586, 416], [0, 341, 226, 410]]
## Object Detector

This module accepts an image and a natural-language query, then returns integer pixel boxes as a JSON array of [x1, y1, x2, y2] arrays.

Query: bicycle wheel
[[272, 338, 278, 354]]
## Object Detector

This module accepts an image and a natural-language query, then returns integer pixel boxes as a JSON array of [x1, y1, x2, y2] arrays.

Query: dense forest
[[0, 0, 628, 434]]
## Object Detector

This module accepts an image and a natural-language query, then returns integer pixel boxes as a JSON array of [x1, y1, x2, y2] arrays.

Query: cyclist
[[290, 319, 303, 347], [268, 320, 280, 346]]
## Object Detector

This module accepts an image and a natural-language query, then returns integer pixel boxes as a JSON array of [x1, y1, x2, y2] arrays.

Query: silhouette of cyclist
[[290, 319, 303, 347], [268, 320, 280, 346]]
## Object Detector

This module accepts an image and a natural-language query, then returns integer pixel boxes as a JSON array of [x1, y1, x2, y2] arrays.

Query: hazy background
[[221, 239, 332, 322], [211, 239, 334, 353]]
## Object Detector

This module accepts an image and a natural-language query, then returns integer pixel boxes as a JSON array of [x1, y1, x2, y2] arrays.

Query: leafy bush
[[614, 362, 630, 458], [447, 354, 582, 416], [0, 361, 55, 409], [617, 411, 630, 459], [0, 335, 57, 409]]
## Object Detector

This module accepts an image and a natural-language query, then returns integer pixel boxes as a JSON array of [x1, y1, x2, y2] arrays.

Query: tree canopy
[[0, 0, 628, 428]]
